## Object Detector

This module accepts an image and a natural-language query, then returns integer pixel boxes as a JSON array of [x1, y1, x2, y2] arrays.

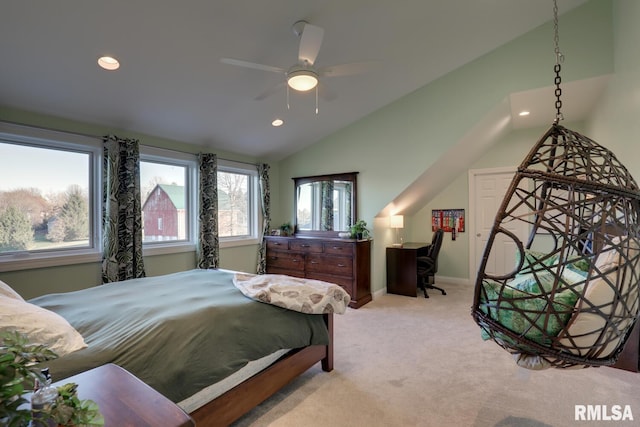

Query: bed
[[1, 268, 348, 425]]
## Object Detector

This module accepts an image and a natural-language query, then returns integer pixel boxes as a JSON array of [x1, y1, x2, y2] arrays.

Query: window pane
[[0, 142, 91, 254], [218, 171, 249, 237], [140, 161, 188, 242]]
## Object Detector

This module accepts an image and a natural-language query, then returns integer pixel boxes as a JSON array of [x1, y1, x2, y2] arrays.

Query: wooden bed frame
[[190, 313, 334, 426]]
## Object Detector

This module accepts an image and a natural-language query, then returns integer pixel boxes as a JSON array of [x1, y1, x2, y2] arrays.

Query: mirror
[[294, 172, 358, 237]]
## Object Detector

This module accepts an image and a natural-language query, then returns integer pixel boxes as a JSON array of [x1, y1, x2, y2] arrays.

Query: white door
[[469, 168, 529, 279]]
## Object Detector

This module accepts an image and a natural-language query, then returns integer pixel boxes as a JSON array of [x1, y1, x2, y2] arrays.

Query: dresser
[[265, 236, 372, 308]]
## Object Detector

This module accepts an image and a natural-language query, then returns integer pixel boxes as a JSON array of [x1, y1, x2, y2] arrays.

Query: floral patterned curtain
[[321, 180, 334, 231], [102, 135, 146, 283], [197, 153, 219, 269], [256, 163, 271, 274]]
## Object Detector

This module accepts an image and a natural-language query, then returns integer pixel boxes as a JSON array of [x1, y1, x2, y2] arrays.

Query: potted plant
[[0, 331, 103, 427], [349, 220, 370, 240], [279, 222, 293, 236]]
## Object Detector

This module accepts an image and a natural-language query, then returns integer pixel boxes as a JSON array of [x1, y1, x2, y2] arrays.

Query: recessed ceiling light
[[98, 56, 120, 71], [518, 111, 530, 116], [272, 119, 284, 127]]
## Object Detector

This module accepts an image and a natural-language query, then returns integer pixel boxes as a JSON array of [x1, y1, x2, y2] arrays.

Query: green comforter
[[29, 269, 329, 403]]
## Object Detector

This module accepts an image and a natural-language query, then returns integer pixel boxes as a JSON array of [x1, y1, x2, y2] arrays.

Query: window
[[0, 122, 257, 270], [0, 122, 101, 270], [218, 160, 259, 245], [297, 180, 350, 231], [140, 147, 196, 254]]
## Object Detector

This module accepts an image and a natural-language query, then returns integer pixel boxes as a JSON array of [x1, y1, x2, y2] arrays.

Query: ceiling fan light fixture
[[287, 69, 318, 91]]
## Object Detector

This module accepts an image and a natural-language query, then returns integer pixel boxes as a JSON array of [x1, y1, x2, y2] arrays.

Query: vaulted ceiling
[[1, 0, 588, 160]]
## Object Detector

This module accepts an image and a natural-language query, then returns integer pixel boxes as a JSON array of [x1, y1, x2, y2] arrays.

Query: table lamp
[[390, 215, 404, 247]]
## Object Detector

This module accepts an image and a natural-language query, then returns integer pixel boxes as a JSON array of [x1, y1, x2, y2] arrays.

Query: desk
[[386, 242, 429, 297], [54, 364, 194, 427]]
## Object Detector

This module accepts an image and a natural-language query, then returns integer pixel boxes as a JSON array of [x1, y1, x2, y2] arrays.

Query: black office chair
[[416, 228, 445, 298]]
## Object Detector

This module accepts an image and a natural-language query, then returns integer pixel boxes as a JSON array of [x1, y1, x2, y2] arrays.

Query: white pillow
[[0, 279, 24, 301], [0, 297, 87, 357], [560, 236, 640, 358]]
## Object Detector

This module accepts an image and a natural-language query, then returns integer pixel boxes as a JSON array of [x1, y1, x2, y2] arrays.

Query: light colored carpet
[[233, 282, 640, 426]]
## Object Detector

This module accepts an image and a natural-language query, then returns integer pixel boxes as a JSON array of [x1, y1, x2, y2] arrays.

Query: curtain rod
[[0, 119, 260, 167]]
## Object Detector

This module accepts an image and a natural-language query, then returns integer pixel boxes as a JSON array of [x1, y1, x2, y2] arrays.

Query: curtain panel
[[197, 153, 219, 269], [102, 135, 146, 283], [256, 163, 271, 274]]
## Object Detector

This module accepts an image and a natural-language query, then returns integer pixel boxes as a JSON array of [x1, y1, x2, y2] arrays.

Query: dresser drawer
[[289, 240, 323, 253], [323, 241, 354, 255], [266, 251, 304, 271], [306, 273, 353, 294], [306, 254, 353, 277], [268, 267, 305, 278], [266, 239, 289, 250]]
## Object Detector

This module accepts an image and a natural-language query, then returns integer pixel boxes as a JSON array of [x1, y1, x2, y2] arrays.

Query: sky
[[0, 143, 185, 196], [0, 143, 88, 194]]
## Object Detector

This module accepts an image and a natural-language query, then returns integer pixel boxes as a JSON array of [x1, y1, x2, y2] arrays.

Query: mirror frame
[[293, 172, 358, 237]]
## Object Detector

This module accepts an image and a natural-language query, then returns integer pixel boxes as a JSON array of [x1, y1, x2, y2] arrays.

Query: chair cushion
[[559, 236, 640, 358]]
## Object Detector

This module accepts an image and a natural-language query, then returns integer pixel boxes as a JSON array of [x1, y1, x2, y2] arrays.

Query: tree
[[58, 186, 89, 241], [218, 172, 247, 236], [0, 188, 49, 228], [0, 206, 33, 251], [46, 217, 66, 243]]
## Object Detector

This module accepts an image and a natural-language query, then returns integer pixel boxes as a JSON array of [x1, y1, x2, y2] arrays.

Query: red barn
[[142, 184, 185, 241]]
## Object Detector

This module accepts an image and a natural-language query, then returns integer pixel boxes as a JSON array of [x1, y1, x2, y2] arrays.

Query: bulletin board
[[432, 209, 465, 232]]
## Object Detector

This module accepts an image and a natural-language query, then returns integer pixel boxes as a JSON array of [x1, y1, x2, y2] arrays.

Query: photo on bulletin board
[[432, 209, 465, 232]]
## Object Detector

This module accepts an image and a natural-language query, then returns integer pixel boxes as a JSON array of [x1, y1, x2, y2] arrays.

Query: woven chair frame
[[472, 124, 640, 368]]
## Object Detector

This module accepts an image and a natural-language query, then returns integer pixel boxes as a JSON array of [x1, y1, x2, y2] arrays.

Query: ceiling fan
[[221, 20, 375, 107]]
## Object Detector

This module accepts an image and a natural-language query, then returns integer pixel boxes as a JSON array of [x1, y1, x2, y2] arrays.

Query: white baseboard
[[437, 276, 473, 286], [372, 287, 387, 299]]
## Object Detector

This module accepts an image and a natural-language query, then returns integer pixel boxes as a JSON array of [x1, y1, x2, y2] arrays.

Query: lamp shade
[[390, 215, 404, 229], [287, 69, 318, 91]]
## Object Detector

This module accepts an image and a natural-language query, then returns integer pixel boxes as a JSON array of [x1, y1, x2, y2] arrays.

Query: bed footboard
[[190, 313, 334, 426]]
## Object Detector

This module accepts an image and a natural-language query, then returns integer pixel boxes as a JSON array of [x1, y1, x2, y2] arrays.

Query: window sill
[[0, 239, 260, 272]]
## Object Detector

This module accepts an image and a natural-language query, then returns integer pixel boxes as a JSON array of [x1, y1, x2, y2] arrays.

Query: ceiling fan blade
[[320, 61, 379, 77], [318, 82, 337, 102], [298, 23, 324, 65], [220, 58, 285, 74], [255, 81, 286, 101]]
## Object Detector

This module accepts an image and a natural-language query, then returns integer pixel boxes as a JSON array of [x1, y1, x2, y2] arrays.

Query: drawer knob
[[292, 259, 299, 262], [332, 246, 343, 250], [337, 263, 346, 267], [310, 260, 318, 264], [301, 244, 310, 247]]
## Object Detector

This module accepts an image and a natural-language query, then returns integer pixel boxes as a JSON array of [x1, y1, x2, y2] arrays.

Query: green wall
[[411, 121, 586, 282], [275, 0, 614, 294]]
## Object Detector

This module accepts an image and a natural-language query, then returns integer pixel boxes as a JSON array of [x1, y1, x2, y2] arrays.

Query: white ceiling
[[0, 0, 589, 160]]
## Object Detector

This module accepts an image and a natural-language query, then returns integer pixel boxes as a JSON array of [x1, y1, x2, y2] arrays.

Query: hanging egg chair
[[472, 121, 640, 369], [471, 0, 640, 370]]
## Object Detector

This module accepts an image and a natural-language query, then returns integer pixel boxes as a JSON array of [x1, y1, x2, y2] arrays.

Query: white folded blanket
[[233, 273, 351, 314]]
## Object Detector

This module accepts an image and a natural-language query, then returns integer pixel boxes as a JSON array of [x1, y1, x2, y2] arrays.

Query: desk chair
[[416, 229, 445, 298]]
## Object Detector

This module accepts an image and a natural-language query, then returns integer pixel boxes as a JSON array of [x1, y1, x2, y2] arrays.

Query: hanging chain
[[553, 0, 564, 122]]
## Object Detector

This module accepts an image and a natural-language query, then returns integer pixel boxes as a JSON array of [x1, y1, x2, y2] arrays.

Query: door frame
[[467, 166, 516, 284]]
